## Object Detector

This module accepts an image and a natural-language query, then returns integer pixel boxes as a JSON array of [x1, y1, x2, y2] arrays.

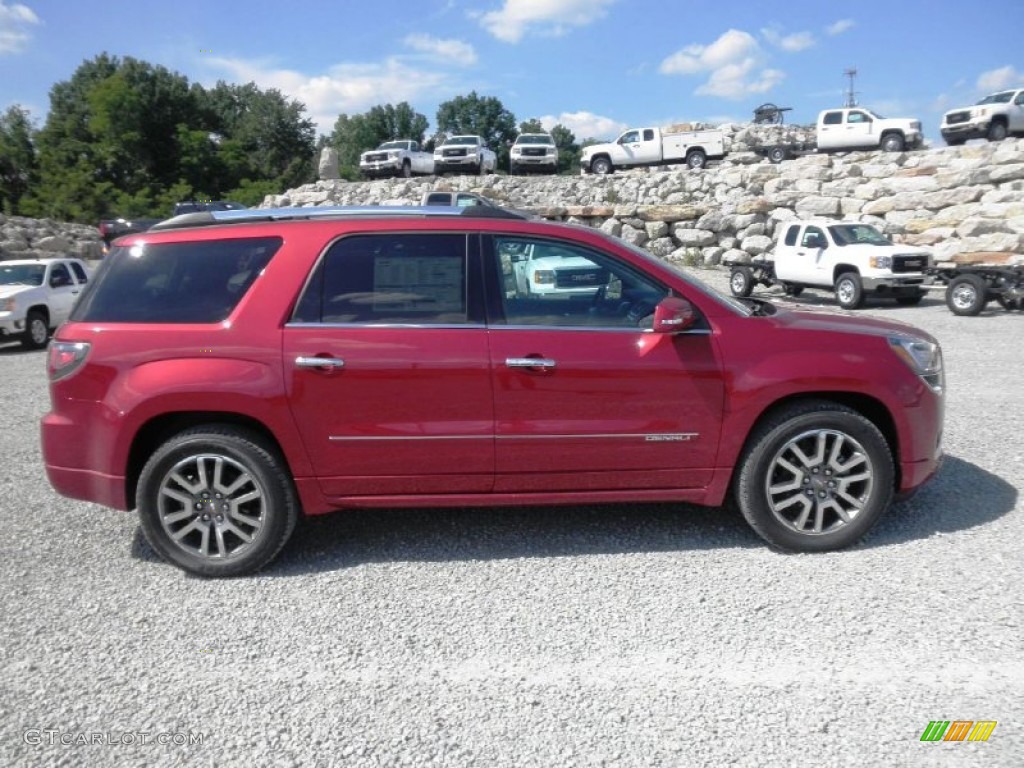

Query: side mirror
[[651, 296, 696, 334]]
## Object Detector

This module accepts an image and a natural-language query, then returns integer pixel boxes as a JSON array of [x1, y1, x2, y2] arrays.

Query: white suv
[[0, 258, 90, 349]]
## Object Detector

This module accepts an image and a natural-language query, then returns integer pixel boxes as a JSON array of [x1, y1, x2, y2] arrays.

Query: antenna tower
[[843, 68, 858, 107]]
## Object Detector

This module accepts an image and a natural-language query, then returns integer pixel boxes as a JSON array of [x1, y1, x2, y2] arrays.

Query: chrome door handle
[[295, 356, 345, 369], [506, 357, 556, 369]]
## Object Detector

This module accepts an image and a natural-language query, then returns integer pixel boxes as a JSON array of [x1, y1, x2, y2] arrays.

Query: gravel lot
[[1, 270, 1021, 767]]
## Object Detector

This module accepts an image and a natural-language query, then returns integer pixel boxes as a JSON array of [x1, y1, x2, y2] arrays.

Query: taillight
[[47, 341, 91, 381]]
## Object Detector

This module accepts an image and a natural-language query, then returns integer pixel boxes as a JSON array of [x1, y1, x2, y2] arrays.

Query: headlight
[[890, 337, 943, 392], [869, 255, 892, 269], [532, 269, 555, 285], [387, 151, 399, 159], [1, 297, 14, 312], [511, 147, 521, 156]]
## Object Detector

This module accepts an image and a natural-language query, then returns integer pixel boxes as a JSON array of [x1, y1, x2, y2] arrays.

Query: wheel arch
[[832, 264, 860, 283], [125, 412, 292, 511], [27, 304, 50, 324]]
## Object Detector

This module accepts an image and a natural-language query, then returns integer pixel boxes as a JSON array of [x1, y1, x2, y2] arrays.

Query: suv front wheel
[[137, 425, 298, 577], [735, 401, 894, 552]]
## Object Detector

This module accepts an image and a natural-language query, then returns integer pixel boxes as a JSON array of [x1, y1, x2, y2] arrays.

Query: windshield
[[379, 141, 409, 150], [829, 224, 890, 246], [444, 136, 480, 146], [515, 135, 554, 145], [977, 91, 1013, 105], [0, 264, 45, 286]]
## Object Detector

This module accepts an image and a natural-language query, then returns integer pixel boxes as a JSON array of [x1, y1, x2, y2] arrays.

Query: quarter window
[[822, 112, 842, 126], [642, 129, 655, 141], [295, 234, 470, 325], [492, 237, 668, 329], [784, 225, 799, 247]]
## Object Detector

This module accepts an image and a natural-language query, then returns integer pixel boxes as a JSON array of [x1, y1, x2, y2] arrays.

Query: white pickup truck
[[941, 88, 1024, 145], [510, 133, 559, 174], [359, 140, 435, 178], [729, 221, 933, 309], [759, 108, 923, 163], [0, 257, 91, 349], [433, 135, 497, 175], [580, 125, 726, 174]]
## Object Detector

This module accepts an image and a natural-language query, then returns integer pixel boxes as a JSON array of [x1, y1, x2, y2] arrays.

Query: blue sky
[[1, 0, 1022, 143]]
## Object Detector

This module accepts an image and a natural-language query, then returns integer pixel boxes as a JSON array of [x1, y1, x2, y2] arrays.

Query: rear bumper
[[41, 410, 130, 510]]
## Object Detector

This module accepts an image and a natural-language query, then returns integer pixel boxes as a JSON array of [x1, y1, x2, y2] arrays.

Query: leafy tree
[[550, 123, 581, 175], [0, 105, 37, 214], [436, 91, 517, 170], [518, 118, 544, 134]]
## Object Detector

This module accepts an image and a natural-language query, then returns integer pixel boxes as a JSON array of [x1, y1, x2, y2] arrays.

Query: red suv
[[41, 205, 945, 576]]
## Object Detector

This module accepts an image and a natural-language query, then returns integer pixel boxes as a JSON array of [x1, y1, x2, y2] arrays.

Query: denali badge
[[645, 433, 698, 442]]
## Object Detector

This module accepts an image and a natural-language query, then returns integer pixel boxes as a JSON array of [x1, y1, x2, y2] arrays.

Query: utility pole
[[843, 68, 858, 108]]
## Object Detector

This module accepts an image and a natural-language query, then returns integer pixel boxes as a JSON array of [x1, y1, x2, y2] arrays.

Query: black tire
[[734, 400, 895, 552], [834, 272, 865, 309], [945, 273, 988, 316], [768, 146, 788, 164], [591, 156, 613, 175], [781, 283, 804, 297], [401, 160, 412, 178], [730, 267, 754, 298], [137, 425, 299, 577], [686, 149, 707, 170], [880, 133, 905, 152], [944, 137, 966, 147], [21, 310, 49, 350], [987, 120, 1008, 142]]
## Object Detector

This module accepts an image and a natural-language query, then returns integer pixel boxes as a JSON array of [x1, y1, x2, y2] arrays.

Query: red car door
[[484, 234, 725, 493], [283, 232, 494, 497]]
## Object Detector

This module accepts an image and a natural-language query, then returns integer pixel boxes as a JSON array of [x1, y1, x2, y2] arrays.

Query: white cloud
[[403, 34, 477, 66], [826, 19, 855, 36], [0, 1, 40, 55], [761, 26, 815, 52], [977, 65, 1022, 93], [476, 0, 616, 44], [660, 29, 784, 100], [537, 111, 627, 140], [207, 56, 456, 134]]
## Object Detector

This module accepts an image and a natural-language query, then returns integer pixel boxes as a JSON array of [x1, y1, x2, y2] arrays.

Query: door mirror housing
[[651, 296, 696, 333]]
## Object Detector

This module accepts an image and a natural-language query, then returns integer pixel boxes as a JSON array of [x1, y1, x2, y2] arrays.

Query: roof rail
[[148, 204, 527, 232]]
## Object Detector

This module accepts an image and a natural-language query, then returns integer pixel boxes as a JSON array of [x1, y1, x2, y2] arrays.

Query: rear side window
[[69, 261, 88, 284], [822, 112, 842, 125], [784, 226, 799, 246], [292, 234, 469, 325], [71, 237, 281, 323]]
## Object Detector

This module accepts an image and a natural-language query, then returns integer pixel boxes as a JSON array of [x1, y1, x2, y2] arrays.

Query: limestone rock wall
[[266, 138, 1024, 266], [0, 215, 104, 261]]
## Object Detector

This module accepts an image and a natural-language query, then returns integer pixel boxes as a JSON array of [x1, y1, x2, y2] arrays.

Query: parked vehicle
[[757, 108, 924, 163], [359, 140, 435, 178], [42, 205, 944, 576], [420, 190, 501, 208], [510, 133, 559, 174], [729, 221, 933, 309], [433, 135, 497, 175], [928, 261, 1024, 315], [940, 88, 1024, 145], [99, 201, 247, 249], [0, 257, 90, 349], [581, 125, 726, 173]]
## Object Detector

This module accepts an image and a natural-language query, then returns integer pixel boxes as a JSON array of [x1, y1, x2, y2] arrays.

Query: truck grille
[[365, 153, 387, 162], [892, 255, 928, 273], [443, 148, 467, 157], [945, 111, 970, 126], [554, 267, 609, 289], [522, 147, 547, 157]]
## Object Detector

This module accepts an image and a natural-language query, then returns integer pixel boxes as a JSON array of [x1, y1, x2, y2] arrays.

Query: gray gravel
[[1, 272, 1021, 767]]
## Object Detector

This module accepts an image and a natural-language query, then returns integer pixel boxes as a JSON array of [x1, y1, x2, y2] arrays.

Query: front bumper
[[513, 156, 557, 168], [941, 117, 989, 141], [861, 274, 934, 291], [360, 159, 403, 176], [435, 157, 482, 169], [0, 314, 26, 337]]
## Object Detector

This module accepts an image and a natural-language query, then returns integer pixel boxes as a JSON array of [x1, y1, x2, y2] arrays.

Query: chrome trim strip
[[295, 356, 345, 369], [286, 322, 486, 330], [506, 357, 557, 369], [493, 325, 712, 334], [329, 435, 492, 441], [327, 433, 700, 442]]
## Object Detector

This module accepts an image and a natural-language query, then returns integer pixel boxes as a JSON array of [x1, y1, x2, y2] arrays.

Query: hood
[[769, 301, 936, 343], [581, 141, 615, 157], [0, 284, 36, 301]]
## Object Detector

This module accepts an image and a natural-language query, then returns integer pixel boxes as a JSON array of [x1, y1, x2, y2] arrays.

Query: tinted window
[[296, 234, 469, 325], [71, 237, 280, 323], [69, 261, 88, 284], [493, 237, 667, 329], [0, 263, 44, 286], [801, 227, 825, 248], [822, 112, 842, 125], [49, 263, 72, 287], [643, 129, 655, 141], [784, 225, 799, 246]]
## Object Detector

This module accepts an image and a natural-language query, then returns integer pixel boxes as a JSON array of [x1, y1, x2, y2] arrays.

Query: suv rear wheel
[[735, 400, 894, 552], [137, 425, 298, 577]]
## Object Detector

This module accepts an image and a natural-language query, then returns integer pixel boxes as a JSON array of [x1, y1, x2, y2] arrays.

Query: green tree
[[550, 123, 580, 174], [0, 105, 37, 214], [436, 91, 517, 170], [518, 118, 544, 134]]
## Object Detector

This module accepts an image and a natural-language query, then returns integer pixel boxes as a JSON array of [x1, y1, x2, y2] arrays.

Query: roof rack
[[148, 204, 527, 232]]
